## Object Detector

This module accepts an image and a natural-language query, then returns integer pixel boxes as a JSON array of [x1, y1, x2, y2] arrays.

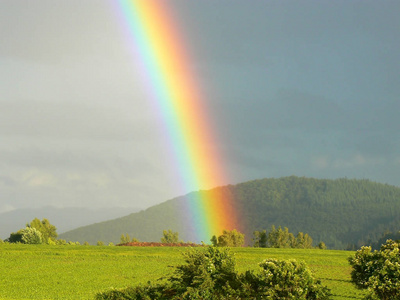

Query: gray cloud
[[0, 100, 155, 141], [1, 1, 399, 211]]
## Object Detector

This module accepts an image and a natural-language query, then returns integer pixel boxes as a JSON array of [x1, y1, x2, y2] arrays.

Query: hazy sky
[[1, 0, 399, 213]]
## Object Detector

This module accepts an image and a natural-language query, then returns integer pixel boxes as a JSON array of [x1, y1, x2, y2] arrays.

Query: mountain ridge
[[59, 176, 400, 249]]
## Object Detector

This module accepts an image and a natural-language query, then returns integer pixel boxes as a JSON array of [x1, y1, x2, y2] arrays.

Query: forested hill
[[59, 176, 400, 249]]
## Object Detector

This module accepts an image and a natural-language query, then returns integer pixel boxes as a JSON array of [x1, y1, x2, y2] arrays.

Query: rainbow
[[116, 0, 240, 242]]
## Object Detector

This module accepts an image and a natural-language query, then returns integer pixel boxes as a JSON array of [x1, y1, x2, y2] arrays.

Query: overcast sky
[[1, 0, 399, 213]]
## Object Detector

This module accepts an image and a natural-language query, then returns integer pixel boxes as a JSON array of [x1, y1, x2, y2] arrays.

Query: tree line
[[253, 225, 326, 249]]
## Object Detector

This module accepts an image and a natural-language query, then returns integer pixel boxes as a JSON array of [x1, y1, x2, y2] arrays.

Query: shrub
[[239, 259, 330, 299], [6, 231, 23, 243], [169, 246, 240, 298], [96, 247, 331, 299], [47, 238, 56, 245], [21, 227, 43, 244], [348, 239, 400, 299]]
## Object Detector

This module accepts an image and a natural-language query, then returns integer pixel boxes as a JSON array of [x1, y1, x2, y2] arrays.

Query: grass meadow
[[0, 244, 366, 300]]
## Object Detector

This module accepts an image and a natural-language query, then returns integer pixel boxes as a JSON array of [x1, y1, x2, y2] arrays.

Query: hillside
[[59, 176, 400, 249]]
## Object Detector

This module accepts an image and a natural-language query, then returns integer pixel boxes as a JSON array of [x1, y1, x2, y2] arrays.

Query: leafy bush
[[239, 259, 330, 299], [21, 227, 43, 244], [348, 239, 400, 299], [169, 246, 240, 298], [6, 231, 23, 243], [96, 247, 331, 299]]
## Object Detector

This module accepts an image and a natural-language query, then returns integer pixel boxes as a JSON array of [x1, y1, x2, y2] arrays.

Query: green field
[[0, 244, 366, 300]]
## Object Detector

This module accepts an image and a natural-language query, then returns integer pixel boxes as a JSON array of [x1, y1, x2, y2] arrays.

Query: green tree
[[161, 229, 179, 243], [97, 241, 104, 246], [210, 235, 218, 246], [216, 229, 245, 247], [253, 231, 261, 247], [6, 231, 23, 243], [120, 233, 130, 244], [296, 232, 313, 248], [268, 226, 295, 248], [252, 230, 267, 248], [348, 239, 400, 299], [28, 218, 57, 243], [120, 233, 139, 244], [21, 227, 43, 244]]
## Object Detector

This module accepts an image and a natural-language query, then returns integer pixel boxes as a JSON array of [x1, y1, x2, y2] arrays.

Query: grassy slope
[[0, 244, 366, 300]]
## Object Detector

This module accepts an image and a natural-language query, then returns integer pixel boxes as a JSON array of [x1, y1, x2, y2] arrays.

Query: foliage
[[96, 284, 170, 300], [253, 230, 268, 247], [318, 242, 327, 250], [96, 247, 331, 299], [120, 233, 139, 244], [213, 229, 245, 247], [348, 239, 400, 299], [6, 231, 23, 243], [161, 229, 180, 243], [21, 227, 43, 244], [296, 232, 314, 249], [120, 234, 130, 244], [169, 246, 239, 297], [239, 259, 331, 299], [268, 225, 296, 248], [254, 225, 315, 249], [67, 241, 80, 245], [97, 241, 104, 246], [6, 218, 57, 244], [211, 234, 218, 246], [371, 230, 400, 250], [28, 218, 58, 243]]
